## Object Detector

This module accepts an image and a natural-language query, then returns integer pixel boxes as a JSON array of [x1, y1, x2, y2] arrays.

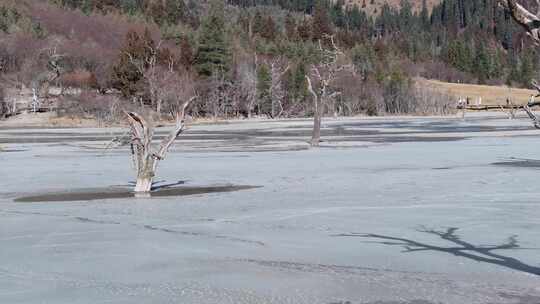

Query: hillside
[[0, 0, 538, 123]]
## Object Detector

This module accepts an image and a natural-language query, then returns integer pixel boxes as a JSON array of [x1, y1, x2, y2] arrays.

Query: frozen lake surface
[[1, 113, 540, 304]]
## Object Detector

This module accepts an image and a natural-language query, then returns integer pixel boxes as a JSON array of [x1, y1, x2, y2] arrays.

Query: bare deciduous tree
[[32, 43, 64, 101], [500, 0, 540, 127], [306, 35, 354, 146], [0, 85, 7, 119], [267, 57, 290, 118], [125, 40, 170, 115], [126, 96, 196, 194], [237, 58, 257, 118], [203, 71, 232, 119]]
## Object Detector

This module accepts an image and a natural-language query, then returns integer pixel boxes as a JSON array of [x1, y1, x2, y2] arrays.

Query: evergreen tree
[[347, 5, 365, 30], [284, 13, 296, 40], [196, 0, 230, 77], [146, 0, 166, 26], [352, 43, 376, 81], [165, 0, 187, 25], [312, 1, 332, 41], [420, 0, 429, 30], [519, 51, 535, 87], [330, 0, 346, 28], [399, 0, 413, 32], [297, 17, 311, 41], [473, 44, 490, 84], [284, 60, 307, 103], [111, 28, 155, 97], [507, 51, 520, 86], [257, 63, 271, 114], [260, 16, 277, 41], [447, 40, 473, 72], [179, 38, 194, 69], [253, 11, 265, 36]]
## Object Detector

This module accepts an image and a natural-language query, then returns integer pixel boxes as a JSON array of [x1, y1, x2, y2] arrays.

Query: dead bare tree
[[0, 85, 7, 119], [204, 71, 232, 119], [524, 95, 540, 129], [126, 67, 198, 193], [306, 35, 354, 146], [126, 95, 196, 194], [233, 50, 258, 118], [31, 44, 64, 100], [267, 57, 290, 118], [500, 0, 540, 127], [125, 40, 167, 115]]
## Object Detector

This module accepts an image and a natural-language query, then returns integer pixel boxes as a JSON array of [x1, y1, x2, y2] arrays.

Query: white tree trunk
[[306, 76, 321, 147], [135, 176, 153, 193], [126, 98, 193, 194]]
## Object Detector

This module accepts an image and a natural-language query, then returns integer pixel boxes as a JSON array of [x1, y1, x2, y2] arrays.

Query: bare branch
[[155, 96, 196, 161], [532, 80, 540, 97]]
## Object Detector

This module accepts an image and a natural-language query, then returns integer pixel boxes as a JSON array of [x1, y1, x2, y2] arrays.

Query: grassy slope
[[418, 78, 537, 106]]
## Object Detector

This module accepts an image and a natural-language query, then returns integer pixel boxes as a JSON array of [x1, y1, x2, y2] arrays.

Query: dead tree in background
[[268, 57, 290, 118], [306, 35, 354, 146], [237, 55, 257, 118], [126, 97, 195, 193], [125, 40, 174, 115], [32, 45, 64, 100], [0, 85, 7, 118], [500, 0, 540, 128]]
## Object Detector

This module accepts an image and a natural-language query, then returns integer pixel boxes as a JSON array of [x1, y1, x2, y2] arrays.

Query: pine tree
[[447, 40, 473, 73], [330, 0, 345, 28], [196, 0, 230, 77], [165, 0, 187, 25], [291, 61, 307, 101], [519, 51, 535, 87], [507, 51, 520, 86], [179, 38, 194, 69], [399, 0, 413, 32], [260, 16, 277, 41], [347, 5, 365, 29], [297, 17, 311, 41], [420, 0, 429, 30], [312, 1, 332, 41], [252, 11, 265, 36], [146, 0, 166, 26], [111, 28, 155, 97], [473, 44, 490, 84], [257, 64, 271, 115]]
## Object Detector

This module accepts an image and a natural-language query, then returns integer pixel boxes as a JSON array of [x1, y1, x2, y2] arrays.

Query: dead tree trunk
[[500, 1, 540, 128], [126, 98, 193, 193], [523, 104, 540, 129], [306, 76, 322, 146], [499, 0, 540, 42]]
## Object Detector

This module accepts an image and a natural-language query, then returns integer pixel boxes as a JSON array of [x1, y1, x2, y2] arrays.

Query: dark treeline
[[0, 0, 537, 121]]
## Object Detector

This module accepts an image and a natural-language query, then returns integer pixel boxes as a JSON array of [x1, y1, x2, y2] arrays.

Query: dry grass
[[416, 78, 537, 106]]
